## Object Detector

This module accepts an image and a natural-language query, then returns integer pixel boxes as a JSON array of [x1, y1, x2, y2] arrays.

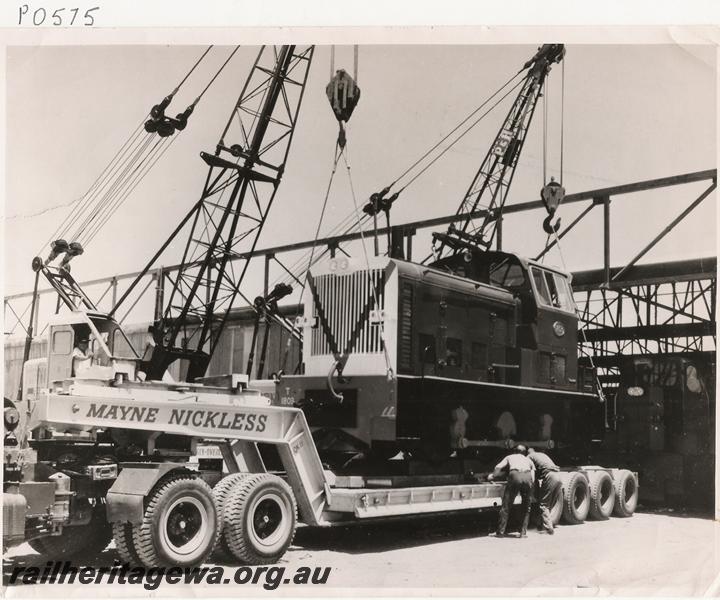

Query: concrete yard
[[4, 510, 719, 596]]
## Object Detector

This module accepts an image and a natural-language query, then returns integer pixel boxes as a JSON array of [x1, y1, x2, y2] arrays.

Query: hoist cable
[[273, 62, 524, 292], [270, 210, 372, 291], [63, 135, 153, 245], [342, 143, 393, 379], [387, 71, 524, 191], [40, 46, 223, 256], [287, 141, 344, 337], [353, 45, 359, 82], [82, 137, 167, 241], [560, 59, 565, 185], [398, 77, 526, 193], [173, 45, 214, 95], [71, 134, 156, 240], [543, 80, 548, 186], [40, 122, 148, 252], [83, 137, 177, 247], [45, 122, 146, 244], [69, 134, 156, 243], [194, 46, 240, 106], [547, 222, 607, 404]]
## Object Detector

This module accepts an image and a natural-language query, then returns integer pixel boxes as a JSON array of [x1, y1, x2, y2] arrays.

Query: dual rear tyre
[[111, 471, 297, 567], [220, 473, 297, 565]]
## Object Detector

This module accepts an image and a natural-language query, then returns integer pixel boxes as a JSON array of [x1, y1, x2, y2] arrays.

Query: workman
[[71, 337, 93, 376], [525, 447, 562, 534], [488, 444, 535, 537]]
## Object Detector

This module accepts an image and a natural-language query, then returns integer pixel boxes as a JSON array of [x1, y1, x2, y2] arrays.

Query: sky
[[3, 41, 717, 331]]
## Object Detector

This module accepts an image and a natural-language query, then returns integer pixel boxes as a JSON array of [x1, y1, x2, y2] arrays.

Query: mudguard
[[106, 463, 190, 525]]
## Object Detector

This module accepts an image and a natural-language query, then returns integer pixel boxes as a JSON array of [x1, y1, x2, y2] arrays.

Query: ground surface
[[4, 510, 719, 596]]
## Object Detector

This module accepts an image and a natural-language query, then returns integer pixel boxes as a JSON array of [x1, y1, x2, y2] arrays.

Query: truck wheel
[[29, 510, 112, 561], [133, 474, 220, 567], [561, 472, 590, 525], [224, 473, 297, 565], [588, 471, 616, 520], [612, 470, 639, 517], [113, 522, 142, 565], [212, 473, 252, 562]]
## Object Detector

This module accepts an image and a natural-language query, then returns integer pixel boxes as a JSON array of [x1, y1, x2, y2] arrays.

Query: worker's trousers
[[537, 471, 563, 532], [497, 470, 533, 536]]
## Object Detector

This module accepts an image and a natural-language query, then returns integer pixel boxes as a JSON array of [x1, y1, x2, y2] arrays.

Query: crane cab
[[28, 311, 140, 393]]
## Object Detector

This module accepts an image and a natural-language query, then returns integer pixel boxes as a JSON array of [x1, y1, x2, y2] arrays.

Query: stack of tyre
[[549, 468, 639, 526]]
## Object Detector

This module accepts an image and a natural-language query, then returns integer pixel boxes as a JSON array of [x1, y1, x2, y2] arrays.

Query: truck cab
[[19, 311, 140, 440]]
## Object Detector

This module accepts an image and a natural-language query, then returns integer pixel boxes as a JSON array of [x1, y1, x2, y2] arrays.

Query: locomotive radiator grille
[[310, 269, 385, 356]]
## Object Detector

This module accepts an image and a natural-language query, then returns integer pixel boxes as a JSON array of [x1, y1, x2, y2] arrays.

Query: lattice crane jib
[[116, 45, 314, 381], [433, 44, 565, 258]]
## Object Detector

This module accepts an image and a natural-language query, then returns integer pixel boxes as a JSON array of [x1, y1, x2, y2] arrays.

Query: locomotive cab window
[[489, 257, 526, 290], [530, 267, 575, 312], [531, 267, 575, 313]]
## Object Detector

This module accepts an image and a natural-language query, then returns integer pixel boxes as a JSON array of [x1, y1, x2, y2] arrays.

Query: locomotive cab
[[433, 249, 590, 392]]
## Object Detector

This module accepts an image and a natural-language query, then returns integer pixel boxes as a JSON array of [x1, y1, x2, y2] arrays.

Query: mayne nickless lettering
[[85, 403, 268, 432]]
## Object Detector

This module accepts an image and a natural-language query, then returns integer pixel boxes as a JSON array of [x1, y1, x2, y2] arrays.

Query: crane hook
[[540, 177, 565, 235], [543, 214, 561, 234]]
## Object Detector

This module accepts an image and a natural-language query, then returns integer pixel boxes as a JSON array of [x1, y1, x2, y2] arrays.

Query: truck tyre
[[561, 472, 590, 525], [29, 509, 112, 561], [212, 473, 252, 562], [224, 473, 297, 565], [588, 471, 616, 520], [132, 473, 220, 568], [113, 522, 142, 565], [612, 470, 638, 518]]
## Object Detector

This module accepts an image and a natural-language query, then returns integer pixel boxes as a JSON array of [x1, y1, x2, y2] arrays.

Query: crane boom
[[432, 44, 565, 258], [111, 45, 314, 381]]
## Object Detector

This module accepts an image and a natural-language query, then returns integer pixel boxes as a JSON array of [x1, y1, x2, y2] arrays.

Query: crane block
[[326, 69, 360, 123]]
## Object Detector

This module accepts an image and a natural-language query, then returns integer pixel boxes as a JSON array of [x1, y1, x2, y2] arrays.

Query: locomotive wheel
[[29, 509, 112, 561], [588, 471, 616, 520], [561, 472, 590, 525], [211, 473, 252, 562], [113, 522, 142, 565], [612, 470, 639, 518], [224, 473, 297, 565], [132, 473, 220, 567]]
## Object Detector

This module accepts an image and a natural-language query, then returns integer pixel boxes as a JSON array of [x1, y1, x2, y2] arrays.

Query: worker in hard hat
[[71, 337, 94, 376], [487, 444, 535, 538], [524, 447, 562, 535]]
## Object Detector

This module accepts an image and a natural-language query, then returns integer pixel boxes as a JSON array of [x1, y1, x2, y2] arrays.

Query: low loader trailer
[[3, 361, 637, 567]]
